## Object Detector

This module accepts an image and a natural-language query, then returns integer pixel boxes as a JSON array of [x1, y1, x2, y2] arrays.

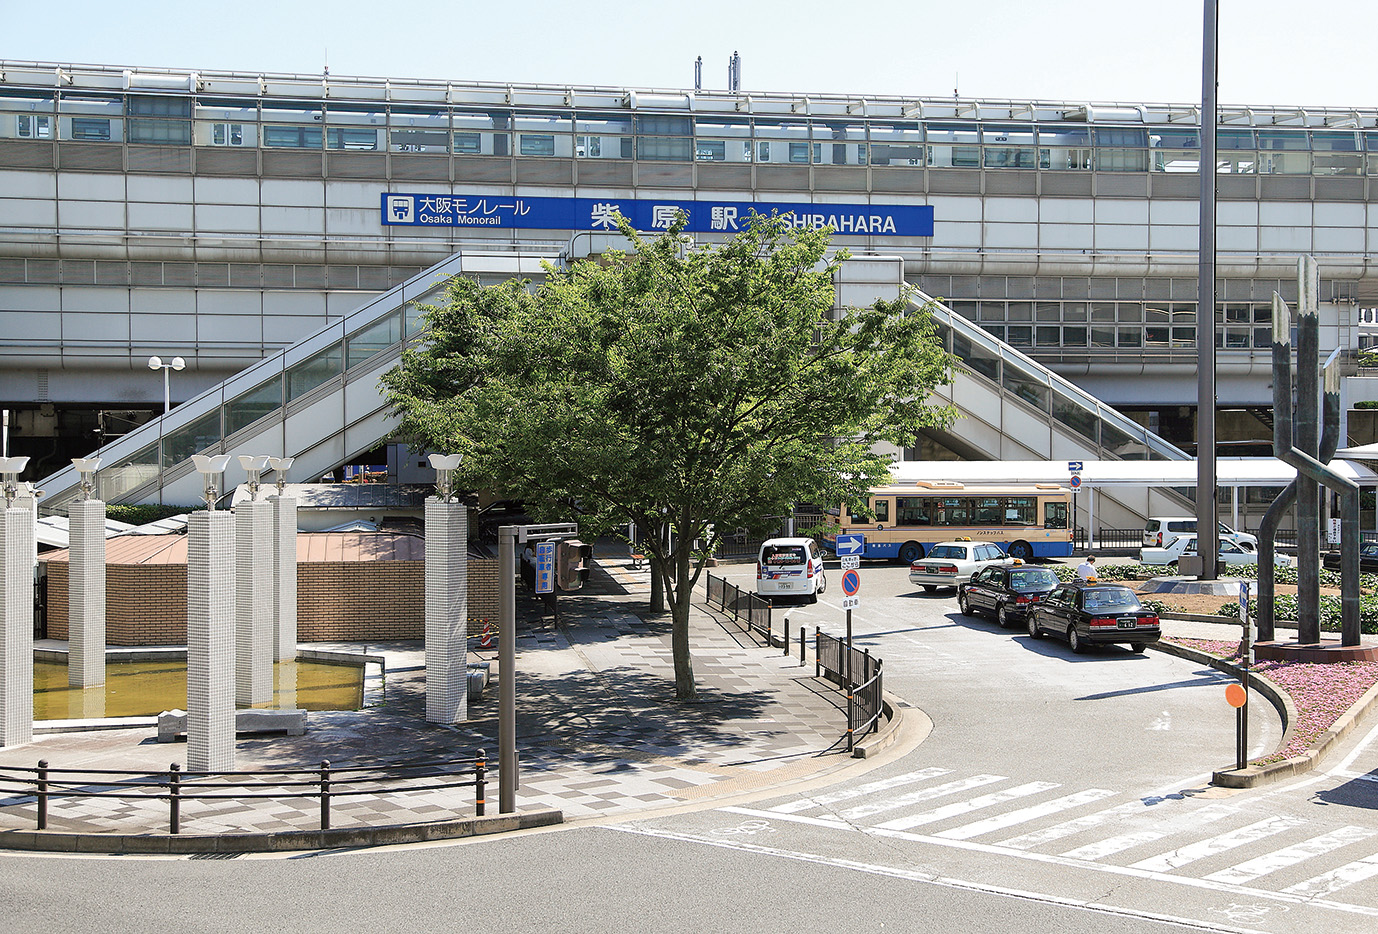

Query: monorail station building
[[1, 60, 1375, 524]]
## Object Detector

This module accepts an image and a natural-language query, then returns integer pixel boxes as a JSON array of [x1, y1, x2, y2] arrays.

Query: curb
[[850, 691, 904, 759], [1151, 639, 1378, 788], [0, 807, 564, 855]]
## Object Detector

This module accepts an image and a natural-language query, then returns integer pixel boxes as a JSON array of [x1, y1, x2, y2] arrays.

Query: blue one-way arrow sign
[[836, 533, 865, 556]]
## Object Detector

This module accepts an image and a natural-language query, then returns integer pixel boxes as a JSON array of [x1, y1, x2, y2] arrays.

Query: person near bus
[[1075, 555, 1097, 581]]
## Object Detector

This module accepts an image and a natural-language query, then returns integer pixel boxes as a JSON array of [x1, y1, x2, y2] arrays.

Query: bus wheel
[[898, 542, 924, 564], [1007, 540, 1033, 561]]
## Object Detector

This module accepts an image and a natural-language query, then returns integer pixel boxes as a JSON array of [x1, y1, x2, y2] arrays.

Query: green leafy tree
[[381, 213, 955, 700]]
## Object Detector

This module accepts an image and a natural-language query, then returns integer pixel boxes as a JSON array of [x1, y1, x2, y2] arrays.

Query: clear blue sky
[[6, 0, 1374, 108]]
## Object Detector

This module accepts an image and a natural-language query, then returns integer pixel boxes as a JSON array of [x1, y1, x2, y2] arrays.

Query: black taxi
[[1026, 582, 1161, 654], [957, 565, 1061, 627]]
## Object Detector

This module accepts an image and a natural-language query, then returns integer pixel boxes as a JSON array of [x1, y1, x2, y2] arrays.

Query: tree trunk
[[670, 573, 696, 700], [649, 556, 665, 613]]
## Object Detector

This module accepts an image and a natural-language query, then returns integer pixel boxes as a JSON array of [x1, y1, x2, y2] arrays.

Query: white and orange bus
[[822, 481, 1073, 564]]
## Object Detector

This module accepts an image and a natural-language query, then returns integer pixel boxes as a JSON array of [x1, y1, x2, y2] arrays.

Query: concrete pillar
[[0, 506, 35, 747], [186, 510, 235, 771], [425, 498, 468, 724], [68, 499, 106, 687], [271, 494, 298, 661], [235, 499, 274, 706]]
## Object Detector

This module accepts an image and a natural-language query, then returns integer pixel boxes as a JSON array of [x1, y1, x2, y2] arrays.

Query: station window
[[70, 118, 111, 141], [519, 134, 555, 156], [17, 114, 51, 139], [211, 123, 244, 146]]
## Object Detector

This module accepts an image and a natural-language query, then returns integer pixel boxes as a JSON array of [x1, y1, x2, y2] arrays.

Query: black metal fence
[[815, 630, 884, 752], [711, 510, 828, 562], [705, 573, 772, 641], [0, 753, 490, 835]]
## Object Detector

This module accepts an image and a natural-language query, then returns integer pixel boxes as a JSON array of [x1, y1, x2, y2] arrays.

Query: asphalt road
[[4, 559, 1377, 934]]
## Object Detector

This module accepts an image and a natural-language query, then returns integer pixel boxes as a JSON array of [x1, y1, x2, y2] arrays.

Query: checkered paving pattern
[[0, 558, 862, 836]]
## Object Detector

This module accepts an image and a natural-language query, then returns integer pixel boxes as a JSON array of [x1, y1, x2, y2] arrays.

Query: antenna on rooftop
[[728, 51, 742, 93], [694, 56, 702, 91]]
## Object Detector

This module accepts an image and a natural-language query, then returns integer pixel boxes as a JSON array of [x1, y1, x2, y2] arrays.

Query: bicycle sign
[[841, 568, 861, 609]]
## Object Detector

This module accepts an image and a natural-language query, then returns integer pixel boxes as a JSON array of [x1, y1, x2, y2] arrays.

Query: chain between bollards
[[475, 749, 487, 817], [169, 763, 181, 834]]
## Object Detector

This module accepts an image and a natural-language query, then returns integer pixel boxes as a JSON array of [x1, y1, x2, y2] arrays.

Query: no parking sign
[[841, 568, 861, 610]]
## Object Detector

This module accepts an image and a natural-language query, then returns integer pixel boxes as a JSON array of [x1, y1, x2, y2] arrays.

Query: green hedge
[[105, 504, 202, 526], [1216, 593, 1378, 634]]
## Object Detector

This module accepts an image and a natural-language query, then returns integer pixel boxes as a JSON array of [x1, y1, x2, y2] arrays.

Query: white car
[[909, 540, 1014, 592], [1140, 534, 1293, 568], [1143, 517, 1258, 550]]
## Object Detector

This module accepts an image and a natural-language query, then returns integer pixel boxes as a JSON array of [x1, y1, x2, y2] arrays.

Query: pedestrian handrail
[[704, 572, 772, 641], [814, 630, 884, 752], [0, 752, 491, 835]]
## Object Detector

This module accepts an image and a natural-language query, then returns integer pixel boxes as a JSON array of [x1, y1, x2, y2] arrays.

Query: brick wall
[[44, 557, 503, 646]]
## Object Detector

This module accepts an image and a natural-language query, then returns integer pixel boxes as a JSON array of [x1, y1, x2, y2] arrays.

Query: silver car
[[909, 541, 1014, 593]]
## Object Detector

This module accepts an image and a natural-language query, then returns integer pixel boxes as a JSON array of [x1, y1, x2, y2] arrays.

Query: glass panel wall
[[126, 94, 191, 145], [574, 113, 631, 159], [1216, 128, 1256, 173], [1150, 127, 1199, 172], [1256, 129, 1309, 174], [1, 88, 55, 140], [1312, 130, 1361, 175], [225, 377, 283, 436], [927, 123, 980, 168], [983, 125, 1037, 169], [324, 103, 383, 150], [346, 310, 404, 367], [514, 112, 572, 158], [754, 119, 815, 165], [194, 96, 258, 147], [161, 411, 222, 469], [869, 121, 924, 166], [635, 114, 692, 161], [286, 342, 342, 401], [1040, 126, 1091, 170], [261, 99, 323, 149], [59, 92, 123, 142], [1094, 128, 1148, 172], [389, 106, 448, 152], [453, 110, 510, 156], [815, 120, 868, 166], [99, 443, 160, 501]]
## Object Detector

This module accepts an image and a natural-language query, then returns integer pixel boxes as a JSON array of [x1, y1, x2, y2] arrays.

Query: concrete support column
[[187, 510, 235, 771], [271, 495, 298, 661], [425, 497, 468, 724], [68, 499, 106, 687], [0, 507, 35, 747], [235, 499, 274, 707]]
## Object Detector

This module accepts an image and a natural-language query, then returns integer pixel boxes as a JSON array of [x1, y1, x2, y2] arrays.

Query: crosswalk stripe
[[1130, 815, 1305, 873], [840, 775, 1006, 821], [1023, 799, 1239, 856], [875, 782, 1060, 832], [936, 789, 1117, 841], [1062, 830, 1169, 861], [1000, 800, 1163, 850], [770, 767, 953, 814], [1204, 825, 1378, 885], [1283, 851, 1378, 898]]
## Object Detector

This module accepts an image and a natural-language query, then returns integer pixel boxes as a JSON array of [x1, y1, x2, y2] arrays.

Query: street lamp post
[[147, 355, 185, 414]]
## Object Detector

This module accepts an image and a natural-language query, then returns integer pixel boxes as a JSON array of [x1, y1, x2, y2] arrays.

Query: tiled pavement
[[0, 560, 866, 839]]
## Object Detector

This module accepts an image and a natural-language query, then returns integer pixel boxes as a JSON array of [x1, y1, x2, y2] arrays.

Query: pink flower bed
[[1168, 638, 1378, 765]]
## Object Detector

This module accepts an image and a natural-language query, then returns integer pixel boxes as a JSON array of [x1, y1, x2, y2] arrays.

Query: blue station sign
[[381, 193, 933, 237]]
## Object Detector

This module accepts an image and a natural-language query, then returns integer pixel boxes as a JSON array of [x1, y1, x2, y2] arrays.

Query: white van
[[1142, 517, 1258, 550], [756, 537, 827, 603]]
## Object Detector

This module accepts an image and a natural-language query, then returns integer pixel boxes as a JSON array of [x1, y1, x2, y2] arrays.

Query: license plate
[[1117, 618, 1138, 629], [777, 582, 793, 590]]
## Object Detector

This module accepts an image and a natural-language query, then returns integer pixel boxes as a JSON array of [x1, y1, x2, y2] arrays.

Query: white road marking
[[935, 789, 1116, 841], [1205, 826, 1378, 885], [1062, 830, 1170, 861], [1131, 816, 1306, 873], [1284, 851, 1378, 899], [840, 775, 1007, 820], [769, 767, 952, 814], [875, 781, 1060, 832]]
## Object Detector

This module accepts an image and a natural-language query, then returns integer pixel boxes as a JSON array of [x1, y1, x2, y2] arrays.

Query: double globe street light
[[148, 355, 185, 414]]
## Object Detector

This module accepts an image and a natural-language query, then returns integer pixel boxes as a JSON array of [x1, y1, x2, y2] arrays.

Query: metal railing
[[815, 630, 884, 752], [705, 573, 772, 640], [0, 753, 490, 835]]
